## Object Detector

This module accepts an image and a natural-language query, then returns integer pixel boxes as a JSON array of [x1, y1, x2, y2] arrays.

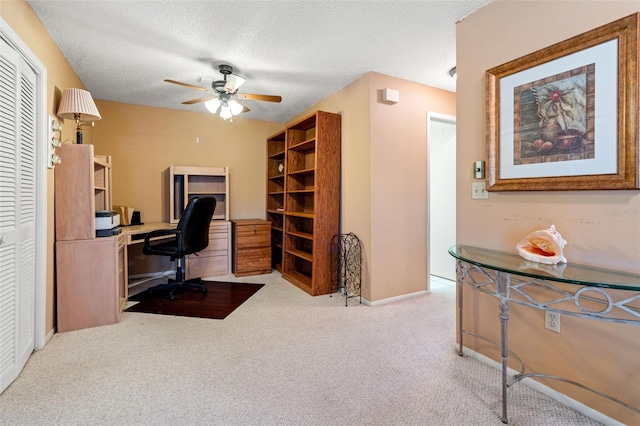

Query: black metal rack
[[330, 233, 362, 306]]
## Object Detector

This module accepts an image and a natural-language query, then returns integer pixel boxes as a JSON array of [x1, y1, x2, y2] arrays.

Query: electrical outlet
[[471, 182, 489, 199], [545, 311, 561, 333]]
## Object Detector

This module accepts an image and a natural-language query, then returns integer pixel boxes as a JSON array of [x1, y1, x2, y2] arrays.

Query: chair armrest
[[143, 229, 182, 246]]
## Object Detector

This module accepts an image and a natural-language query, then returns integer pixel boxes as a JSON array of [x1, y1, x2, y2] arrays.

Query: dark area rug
[[126, 281, 264, 319]]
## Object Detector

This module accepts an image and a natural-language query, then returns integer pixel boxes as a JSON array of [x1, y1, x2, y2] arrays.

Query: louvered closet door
[[0, 38, 36, 394]]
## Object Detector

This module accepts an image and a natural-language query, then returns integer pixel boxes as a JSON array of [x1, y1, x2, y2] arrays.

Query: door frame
[[1, 18, 48, 350], [426, 111, 456, 289]]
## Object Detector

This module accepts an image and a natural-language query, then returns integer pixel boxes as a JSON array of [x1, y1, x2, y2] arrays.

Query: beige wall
[[1, 0, 89, 336], [92, 101, 281, 222], [457, 1, 639, 423], [369, 73, 456, 300]]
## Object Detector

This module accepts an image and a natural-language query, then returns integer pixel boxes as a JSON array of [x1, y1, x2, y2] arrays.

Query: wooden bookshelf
[[266, 112, 341, 294]]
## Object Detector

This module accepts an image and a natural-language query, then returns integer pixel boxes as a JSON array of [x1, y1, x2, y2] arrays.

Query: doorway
[[427, 113, 456, 282]]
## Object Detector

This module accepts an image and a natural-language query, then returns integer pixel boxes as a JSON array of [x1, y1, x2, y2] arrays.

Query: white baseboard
[[459, 345, 624, 426], [364, 290, 428, 307]]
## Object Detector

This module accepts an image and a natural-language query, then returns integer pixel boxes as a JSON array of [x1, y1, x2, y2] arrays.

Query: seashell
[[516, 225, 567, 265]]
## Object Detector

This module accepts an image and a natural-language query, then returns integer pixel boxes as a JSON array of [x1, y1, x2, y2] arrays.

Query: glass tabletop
[[449, 245, 640, 291]]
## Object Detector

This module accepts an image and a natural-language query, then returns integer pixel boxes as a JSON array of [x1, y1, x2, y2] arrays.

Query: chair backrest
[[177, 196, 217, 255]]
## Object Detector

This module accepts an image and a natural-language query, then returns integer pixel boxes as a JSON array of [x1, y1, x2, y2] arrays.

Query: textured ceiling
[[28, 0, 494, 123]]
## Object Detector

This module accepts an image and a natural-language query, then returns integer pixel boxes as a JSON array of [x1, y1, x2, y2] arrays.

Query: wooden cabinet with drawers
[[185, 220, 231, 279], [231, 219, 271, 277]]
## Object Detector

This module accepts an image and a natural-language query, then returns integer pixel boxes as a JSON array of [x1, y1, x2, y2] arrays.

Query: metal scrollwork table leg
[[455, 258, 640, 424]]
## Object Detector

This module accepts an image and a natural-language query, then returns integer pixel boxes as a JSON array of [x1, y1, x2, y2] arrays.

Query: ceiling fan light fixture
[[229, 99, 244, 116], [219, 104, 233, 120], [224, 74, 246, 93], [204, 97, 221, 114]]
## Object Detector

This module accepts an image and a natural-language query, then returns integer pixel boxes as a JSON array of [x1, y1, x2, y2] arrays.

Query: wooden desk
[[56, 221, 231, 332], [56, 232, 128, 332], [56, 223, 174, 332], [123, 222, 177, 293], [122, 222, 176, 245]]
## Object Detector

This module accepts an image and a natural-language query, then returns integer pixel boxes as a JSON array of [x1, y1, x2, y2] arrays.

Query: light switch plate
[[48, 115, 61, 168], [472, 182, 489, 199]]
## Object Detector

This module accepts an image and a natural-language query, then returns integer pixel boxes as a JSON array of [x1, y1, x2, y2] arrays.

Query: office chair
[[143, 196, 216, 300]]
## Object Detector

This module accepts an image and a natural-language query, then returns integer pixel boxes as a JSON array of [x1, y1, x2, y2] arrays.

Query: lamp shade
[[205, 97, 221, 114], [57, 88, 102, 122], [223, 74, 246, 93], [219, 104, 233, 120]]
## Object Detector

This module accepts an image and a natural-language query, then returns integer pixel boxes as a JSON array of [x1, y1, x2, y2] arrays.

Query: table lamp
[[57, 88, 102, 144]]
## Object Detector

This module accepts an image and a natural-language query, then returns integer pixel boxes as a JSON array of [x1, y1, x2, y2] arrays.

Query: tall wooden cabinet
[[55, 144, 127, 332], [267, 111, 341, 296], [55, 145, 112, 241], [167, 165, 232, 277]]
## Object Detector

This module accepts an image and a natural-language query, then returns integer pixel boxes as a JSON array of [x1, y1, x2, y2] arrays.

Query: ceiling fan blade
[[236, 93, 282, 103], [165, 79, 211, 93], [227, 99, 250, 115], [182, 96, 215, 105]]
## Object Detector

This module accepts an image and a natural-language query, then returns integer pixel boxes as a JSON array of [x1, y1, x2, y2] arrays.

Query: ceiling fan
[[165, 64, 282, 120]]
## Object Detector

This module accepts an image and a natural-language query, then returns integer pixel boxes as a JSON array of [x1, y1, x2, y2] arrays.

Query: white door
[[0, 37, 37, 394], [428, 114, 456, 281]]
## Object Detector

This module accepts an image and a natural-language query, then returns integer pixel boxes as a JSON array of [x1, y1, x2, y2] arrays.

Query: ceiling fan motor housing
[[218, 64, 233, 75]]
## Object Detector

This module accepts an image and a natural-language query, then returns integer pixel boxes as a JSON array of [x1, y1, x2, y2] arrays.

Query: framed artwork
[[486, 13, 638, 191]]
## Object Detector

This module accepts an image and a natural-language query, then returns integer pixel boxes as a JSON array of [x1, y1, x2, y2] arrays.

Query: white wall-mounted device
[[382, 88, 399, 104]]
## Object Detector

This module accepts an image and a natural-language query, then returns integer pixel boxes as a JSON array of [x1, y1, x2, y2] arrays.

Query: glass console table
[[449, 245, 640, 424]]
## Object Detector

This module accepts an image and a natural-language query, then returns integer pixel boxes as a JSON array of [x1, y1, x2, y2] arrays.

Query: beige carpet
[[0, 272, 602, 425]]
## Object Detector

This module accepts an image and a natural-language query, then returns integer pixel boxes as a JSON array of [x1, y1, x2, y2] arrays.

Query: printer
[[95, 210, 121, 237]]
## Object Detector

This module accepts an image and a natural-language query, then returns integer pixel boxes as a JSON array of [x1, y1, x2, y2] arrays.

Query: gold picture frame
[[486, 13, 638, 191]]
